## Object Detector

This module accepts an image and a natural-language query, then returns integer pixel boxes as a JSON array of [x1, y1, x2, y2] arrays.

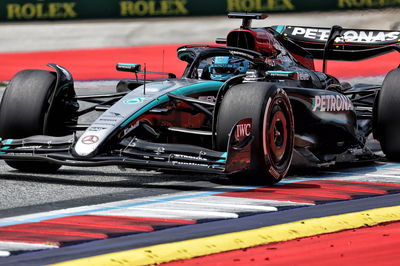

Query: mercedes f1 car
[[0, 13, 399, 184]]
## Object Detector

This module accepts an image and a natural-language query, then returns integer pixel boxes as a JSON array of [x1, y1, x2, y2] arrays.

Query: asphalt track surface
[[1, 167, 400, 265], [1, 10, 400, 265]]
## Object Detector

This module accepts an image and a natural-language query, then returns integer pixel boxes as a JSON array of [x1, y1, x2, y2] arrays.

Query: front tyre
[[216, 83, 294, 184], [0, 70, 62, 172], [375, 68, 400, 160]]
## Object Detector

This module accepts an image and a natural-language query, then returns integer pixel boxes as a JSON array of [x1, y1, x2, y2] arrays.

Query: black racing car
[[0, 13, 399, 184]]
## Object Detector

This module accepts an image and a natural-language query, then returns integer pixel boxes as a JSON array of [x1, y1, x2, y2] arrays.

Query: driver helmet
[[209, 56, 248, 81]]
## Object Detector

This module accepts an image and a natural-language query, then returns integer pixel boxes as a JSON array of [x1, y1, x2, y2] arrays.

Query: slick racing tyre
[[0, 70, 69, 172], [216, 82, 294, 184], [375, 68, 400, 160]]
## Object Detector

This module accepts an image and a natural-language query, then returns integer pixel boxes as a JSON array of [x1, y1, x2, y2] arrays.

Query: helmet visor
[[210, 66, 237, 75]]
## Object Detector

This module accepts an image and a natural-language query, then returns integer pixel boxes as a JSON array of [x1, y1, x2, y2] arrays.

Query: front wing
[[0, 120, 252, 174]]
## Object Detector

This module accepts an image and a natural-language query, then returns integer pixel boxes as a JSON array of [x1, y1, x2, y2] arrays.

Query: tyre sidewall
[[0, 70, 61, 172], [216, 82, 294, 184], [0, 70, 56, 139], [376, 68, 400, 159]]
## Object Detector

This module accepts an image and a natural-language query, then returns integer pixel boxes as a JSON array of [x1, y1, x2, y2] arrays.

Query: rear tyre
[[375, 68, 400, 160], [216, 82, 294, 184], [0, 70, 62, 172]]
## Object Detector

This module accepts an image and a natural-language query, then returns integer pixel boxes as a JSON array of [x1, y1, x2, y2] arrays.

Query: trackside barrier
[[0, 0, 399, 22]]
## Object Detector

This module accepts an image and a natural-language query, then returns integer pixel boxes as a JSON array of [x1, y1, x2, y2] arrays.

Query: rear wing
[[272, 25, 400, 61]]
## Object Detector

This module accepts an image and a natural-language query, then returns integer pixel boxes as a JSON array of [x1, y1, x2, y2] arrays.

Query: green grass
[[0, 82, 7, 87]]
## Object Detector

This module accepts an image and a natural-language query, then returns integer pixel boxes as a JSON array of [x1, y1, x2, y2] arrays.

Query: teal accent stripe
[[275, 25, 285, 34], [214, 153, 228, 165], [118, 63, 136, 66], [121, 95, 170, 127], [0, 139, 13, 154], [169, 81, 222, 96], [120, 81, 222, 127], [0, 146, 10, 154]]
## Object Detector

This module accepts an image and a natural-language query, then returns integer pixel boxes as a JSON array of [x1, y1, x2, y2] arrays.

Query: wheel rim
[[263, 95, 293, 172], [269, 109, 287, 163]]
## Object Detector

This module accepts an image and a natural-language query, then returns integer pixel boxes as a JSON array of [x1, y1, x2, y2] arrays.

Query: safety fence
[[1, 0, 399, 21]]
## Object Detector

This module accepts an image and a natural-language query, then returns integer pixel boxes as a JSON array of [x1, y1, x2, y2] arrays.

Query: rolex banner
[[0, 0, 399, 22]]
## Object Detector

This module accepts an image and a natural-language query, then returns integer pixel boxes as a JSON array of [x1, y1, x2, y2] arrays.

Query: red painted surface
[[45, 215, 196, 228], [315, 52, 400, 79], [0, 215, 195, 246], [1, 221, 151, 237], [0, 230, 99, 246], [0, 223, 108, 238], [165, 221, 400, 266], [0, 45, 398, 81], [285, 180, 389, 194], [0, 44, 187, 81], [218, 180, 400, 204]]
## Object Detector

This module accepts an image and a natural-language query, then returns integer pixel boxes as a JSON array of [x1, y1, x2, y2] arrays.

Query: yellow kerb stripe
[[51, 205, 400, 266]]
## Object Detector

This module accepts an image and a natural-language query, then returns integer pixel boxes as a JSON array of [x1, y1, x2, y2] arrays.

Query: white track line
[[210, 196, 314, 207], [93, 207, 239, 220], [0, 242, 57, 255], [0, 251, 10, 257], [125, 199, 278, 213], [366, 174, 400, 178], [172, 201, 278, 212]]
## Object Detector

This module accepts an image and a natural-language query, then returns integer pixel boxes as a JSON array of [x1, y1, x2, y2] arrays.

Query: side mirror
[[215, 38, 227, 44], [116, 63, 141, 73]]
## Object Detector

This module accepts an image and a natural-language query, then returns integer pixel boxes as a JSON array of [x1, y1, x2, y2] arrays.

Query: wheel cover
[[269, 110, 287, 163], [263, 95, 293, 175]]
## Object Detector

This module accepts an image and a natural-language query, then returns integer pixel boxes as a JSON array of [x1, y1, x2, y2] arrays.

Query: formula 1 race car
[[0, 13, 399, 184]]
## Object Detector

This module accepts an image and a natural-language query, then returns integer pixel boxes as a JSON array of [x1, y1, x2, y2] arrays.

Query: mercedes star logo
[[81, 135, 99, 145]]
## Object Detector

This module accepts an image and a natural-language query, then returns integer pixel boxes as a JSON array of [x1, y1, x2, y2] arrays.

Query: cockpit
[[197, 56, 252, 81]]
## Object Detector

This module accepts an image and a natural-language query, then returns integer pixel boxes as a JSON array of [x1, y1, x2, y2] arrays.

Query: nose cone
[[74, 133, 102, 157]]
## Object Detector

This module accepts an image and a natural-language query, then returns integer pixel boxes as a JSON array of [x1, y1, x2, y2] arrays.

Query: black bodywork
[[0, 13, 399, 182]]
